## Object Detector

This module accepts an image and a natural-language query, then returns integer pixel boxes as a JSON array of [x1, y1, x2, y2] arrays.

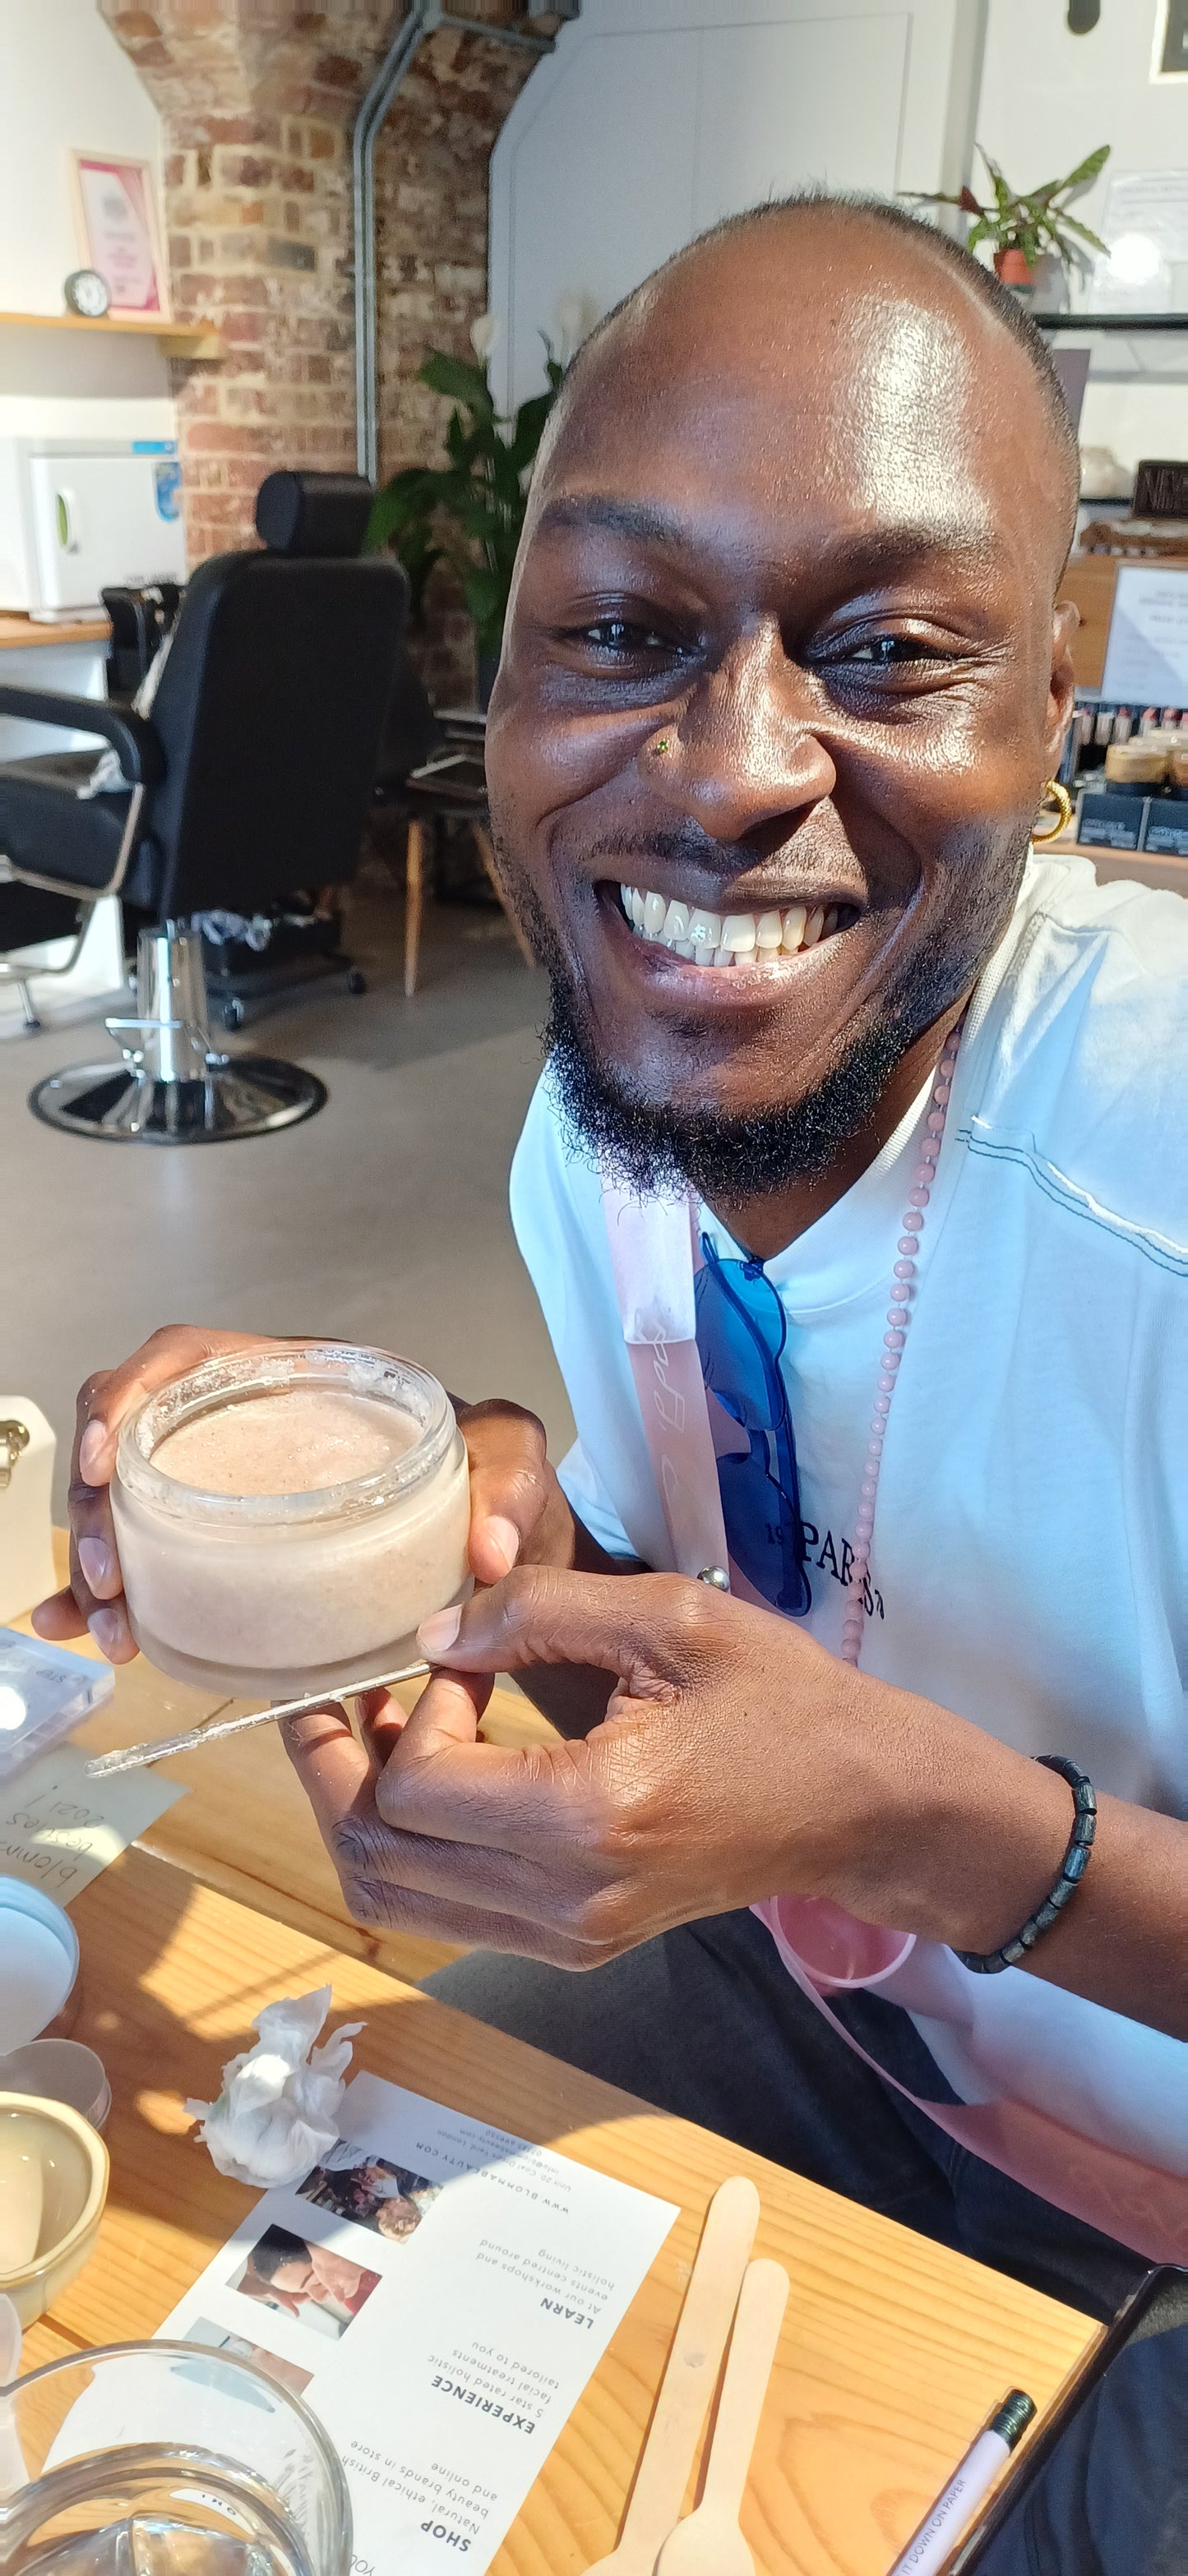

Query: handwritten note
[[0, 1741, 184, 1904]]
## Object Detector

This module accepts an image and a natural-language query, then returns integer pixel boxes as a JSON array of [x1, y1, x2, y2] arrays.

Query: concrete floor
[[2, 864, 575, 1517]]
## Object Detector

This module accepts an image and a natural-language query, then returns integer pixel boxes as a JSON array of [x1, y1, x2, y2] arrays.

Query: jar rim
[[113, 1344, 457, 1528]]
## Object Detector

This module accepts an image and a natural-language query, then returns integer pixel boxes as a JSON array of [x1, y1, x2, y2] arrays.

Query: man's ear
[[1046, 599, 1079, 772]]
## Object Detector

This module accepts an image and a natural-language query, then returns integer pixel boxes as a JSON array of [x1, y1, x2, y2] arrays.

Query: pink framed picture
[[72, 151, 169, 317]]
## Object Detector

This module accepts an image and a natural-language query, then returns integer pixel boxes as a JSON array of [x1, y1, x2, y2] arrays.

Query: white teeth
[[621, 884, 845, 967]]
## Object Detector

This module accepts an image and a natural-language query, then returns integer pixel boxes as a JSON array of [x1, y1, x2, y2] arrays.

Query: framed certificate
[[72, 150, 169, 317]]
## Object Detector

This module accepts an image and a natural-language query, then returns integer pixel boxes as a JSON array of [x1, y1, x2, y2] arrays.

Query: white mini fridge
[[0, 436, 187, 616]]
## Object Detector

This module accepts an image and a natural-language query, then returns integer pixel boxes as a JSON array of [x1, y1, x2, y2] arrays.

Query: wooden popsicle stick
[[653, 2258, 791, 2576], [580, 2173, 760, 2576]]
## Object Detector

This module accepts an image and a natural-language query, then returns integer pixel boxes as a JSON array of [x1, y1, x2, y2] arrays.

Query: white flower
[[470, 312, 500, 363]]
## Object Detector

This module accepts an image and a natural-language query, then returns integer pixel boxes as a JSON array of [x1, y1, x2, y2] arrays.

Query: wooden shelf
[[0, 308, 220, 358]]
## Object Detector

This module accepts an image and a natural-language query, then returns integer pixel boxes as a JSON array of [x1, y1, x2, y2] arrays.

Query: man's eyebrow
[[532, 494, 1000, 576], [534, 494, 690, 547]]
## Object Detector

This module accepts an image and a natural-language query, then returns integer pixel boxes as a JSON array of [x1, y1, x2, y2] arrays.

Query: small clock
[[64, 268, 111, 320]]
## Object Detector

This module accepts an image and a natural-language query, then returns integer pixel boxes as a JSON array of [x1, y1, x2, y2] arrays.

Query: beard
[[494, 821, 1029, 1206]]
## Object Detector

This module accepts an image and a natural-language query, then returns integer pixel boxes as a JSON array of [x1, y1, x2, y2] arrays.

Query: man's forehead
[[530, 259, 1052, 571]]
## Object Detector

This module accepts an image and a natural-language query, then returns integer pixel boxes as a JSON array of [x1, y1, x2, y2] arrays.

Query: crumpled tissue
[[185, 1987, 364, 2188]]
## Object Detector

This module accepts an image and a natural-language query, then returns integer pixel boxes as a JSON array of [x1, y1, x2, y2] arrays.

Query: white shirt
[[508, 854, 1188, 2180]]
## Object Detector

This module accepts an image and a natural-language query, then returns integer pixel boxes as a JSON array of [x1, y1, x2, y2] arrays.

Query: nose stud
[[649, 734, 674, 757]]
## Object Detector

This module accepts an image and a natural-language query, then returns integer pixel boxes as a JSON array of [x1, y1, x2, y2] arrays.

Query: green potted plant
[[904, 143, 1110, 293], [366, 316, 563, 705]]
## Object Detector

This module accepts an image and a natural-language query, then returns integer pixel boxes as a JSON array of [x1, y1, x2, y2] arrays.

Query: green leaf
[[418, 350, 496, 418], [509, 390, 555, 473], [1057, 143, 1111, 195], [1056, 210, 1109, 254]]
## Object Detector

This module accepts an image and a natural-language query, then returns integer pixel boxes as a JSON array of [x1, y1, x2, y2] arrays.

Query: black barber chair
[[0, 472, 407, 1141]]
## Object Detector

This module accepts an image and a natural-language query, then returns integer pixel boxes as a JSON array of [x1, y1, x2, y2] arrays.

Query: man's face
[[486, 220, 1075, 1180]]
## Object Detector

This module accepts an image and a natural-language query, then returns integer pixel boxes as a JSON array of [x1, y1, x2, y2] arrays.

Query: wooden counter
[[0, 612, 109, 651], [20, 1845, 1098, 2575]]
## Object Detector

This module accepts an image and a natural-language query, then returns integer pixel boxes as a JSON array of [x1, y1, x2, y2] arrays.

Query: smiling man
[[42, 201, 1186, 2373]]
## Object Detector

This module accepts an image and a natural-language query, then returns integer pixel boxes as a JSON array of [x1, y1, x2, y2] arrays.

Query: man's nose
[[647, 620, 835, 844]]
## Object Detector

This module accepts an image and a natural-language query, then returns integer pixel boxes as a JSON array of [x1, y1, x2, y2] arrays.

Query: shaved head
[[558, 194, 1082, 573]]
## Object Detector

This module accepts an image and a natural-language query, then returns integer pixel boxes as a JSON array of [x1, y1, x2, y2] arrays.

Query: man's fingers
[[418, 1563, 706, 1691], [74, 1327, 275, 1486], [458, 1399, 558, 1581], [30, 1586, 90, 1643]]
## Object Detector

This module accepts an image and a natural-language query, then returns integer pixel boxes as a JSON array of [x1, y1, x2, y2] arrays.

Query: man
[[39, 200, 1185, 2350]]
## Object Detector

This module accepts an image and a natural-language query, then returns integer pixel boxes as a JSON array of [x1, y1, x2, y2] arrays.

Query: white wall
[[490, 0, 986, 413], [968, 0, 1186, 474], [0, 0, 173, 441]]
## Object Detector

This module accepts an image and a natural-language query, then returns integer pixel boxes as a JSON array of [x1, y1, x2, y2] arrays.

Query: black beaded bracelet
[[955, 1755, 1098, 1975]]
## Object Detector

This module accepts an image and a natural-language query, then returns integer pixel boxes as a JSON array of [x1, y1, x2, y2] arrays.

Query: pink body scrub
[[111, 1346, 471, 1696]]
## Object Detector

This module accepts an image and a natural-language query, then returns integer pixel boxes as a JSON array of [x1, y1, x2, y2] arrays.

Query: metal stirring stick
[[85, 1658, 432, 1777]]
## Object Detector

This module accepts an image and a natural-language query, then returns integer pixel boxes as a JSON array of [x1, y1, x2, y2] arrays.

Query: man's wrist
[[823, 1679, 1075, 1955]]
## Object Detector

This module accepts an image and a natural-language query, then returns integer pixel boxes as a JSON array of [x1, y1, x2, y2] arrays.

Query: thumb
[[418, 1563, 703, 1694]]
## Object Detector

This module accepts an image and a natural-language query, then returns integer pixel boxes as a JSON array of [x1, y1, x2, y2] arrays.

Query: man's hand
[[284, 1565, 1188, 2038], [282, 1562, 1063, 1966], [30, 1325, 590, 1664]]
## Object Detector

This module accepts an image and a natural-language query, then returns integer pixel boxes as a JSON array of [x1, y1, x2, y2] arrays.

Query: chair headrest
[[255, 471, 374, 558]]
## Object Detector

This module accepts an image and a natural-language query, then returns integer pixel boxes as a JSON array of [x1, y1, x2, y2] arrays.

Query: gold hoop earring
[[1033, 778, 1074, 843]]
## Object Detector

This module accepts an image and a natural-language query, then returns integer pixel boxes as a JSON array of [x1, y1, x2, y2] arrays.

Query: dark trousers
[[425, 1909, 1186, 2574]]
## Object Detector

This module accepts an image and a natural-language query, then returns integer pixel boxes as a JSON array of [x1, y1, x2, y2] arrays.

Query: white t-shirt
[[508, 854, 1188, 2177]]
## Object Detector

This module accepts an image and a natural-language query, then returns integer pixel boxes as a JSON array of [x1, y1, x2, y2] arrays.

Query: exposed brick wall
[[99, 2, 544, 701], [374, 19, 536, 701]]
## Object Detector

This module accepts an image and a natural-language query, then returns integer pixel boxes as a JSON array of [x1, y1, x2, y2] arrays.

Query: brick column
[[100, 3, 552, 698], [100, 2, 396, 564]]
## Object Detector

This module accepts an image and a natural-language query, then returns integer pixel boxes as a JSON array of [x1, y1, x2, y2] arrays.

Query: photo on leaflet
[[179, 2315, 312, 2398], [298, 2146, 442, 2244], [228, 2223, 381, 2340]]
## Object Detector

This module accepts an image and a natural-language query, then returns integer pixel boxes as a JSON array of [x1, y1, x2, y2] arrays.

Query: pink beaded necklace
[[839, 1013, 965, 1668]]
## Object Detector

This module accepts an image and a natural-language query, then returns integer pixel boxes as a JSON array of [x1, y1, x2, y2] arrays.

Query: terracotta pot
[[993, 247, 1037, 288]]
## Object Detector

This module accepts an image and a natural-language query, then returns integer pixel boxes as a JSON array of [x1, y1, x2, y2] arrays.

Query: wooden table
[[21, 1845, 1097, 2576], [15, 1536, 557, 1986]]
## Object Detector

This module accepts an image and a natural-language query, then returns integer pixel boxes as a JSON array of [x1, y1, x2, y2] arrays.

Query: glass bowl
[[1, 2339, 351, 2576]]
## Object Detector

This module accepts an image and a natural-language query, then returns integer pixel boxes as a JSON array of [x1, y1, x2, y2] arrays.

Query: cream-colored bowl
[[0, 2092, 109, 2325]]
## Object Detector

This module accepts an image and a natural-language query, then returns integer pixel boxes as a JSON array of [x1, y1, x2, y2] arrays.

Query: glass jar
[[110, 1345, 472, 1697], [1, 2339, 350, 2576]]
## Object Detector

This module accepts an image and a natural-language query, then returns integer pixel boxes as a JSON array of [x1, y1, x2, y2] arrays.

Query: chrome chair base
[[29, 1055, 326, 1143], [27, 919, 327, 1143]]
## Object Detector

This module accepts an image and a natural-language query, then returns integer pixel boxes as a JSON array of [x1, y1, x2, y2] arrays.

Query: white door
[[27, 450, 187, 612], [489, 0, 986, 409]]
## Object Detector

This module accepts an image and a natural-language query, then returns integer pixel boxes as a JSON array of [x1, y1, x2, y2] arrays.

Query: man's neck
[[704, 996, 968, 1263]]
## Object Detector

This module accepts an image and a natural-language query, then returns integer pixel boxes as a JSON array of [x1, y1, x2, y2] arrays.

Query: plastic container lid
[[0, 1880, 79, 2053], [0, 2039, 109, 2131]]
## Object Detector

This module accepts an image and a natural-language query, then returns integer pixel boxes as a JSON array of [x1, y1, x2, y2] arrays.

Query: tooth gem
[[687, 909, 722, 948]]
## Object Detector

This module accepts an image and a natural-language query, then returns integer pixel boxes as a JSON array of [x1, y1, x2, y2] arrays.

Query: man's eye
[[576, 618, 678, 653], [821, 633, 944, 669]]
